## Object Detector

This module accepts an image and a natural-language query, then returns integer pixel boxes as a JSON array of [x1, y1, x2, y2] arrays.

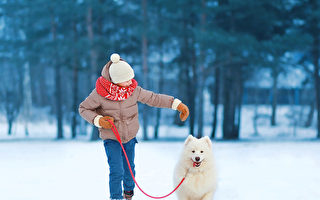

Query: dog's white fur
[[174, 135, 217, 200]]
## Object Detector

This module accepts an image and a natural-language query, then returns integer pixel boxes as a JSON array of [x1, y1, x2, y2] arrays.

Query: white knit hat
[[109, 53, 135, 84]]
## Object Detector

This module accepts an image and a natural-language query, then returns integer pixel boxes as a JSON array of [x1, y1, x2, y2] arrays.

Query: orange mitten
[[99, 116, 115, 129], [177, 103, 189, 121]]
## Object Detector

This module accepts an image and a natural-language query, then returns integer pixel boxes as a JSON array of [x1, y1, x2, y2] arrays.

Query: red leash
[[106, 119, 185, 199]]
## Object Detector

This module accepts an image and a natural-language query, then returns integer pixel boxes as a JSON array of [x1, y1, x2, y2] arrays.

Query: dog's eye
[[192, 150, 195, 153], [201, 151, 204, 153]]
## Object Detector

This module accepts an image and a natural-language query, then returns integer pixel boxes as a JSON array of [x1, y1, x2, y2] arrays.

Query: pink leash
[[106, 119, 185, 199]]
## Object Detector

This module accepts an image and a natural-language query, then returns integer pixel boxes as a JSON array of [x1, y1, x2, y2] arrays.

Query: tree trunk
[[222, 66, 238, 139], [141, 0, 149, 140], [189, 44, 197, 137], [197, 68, 204, 138], [271, 68, 278, 126], [8, 119, 13, 135], [174, 18, 189, 127], [185, 66, 194, 136], [87, 6, 98, 85], [154, 108, 161, 139], [305, 101, 315, 127], [4, 64, 20, 136], [253, 85, 259, 136], [211, 66, 220, 139], [234, 67, 243, 136], [71, 15, 79, 139], [86, 6, 100, 141], [23, 62, 32, 136], [71, 66, 79, 139], [222, 67, 232, 139], [51, 11, 63, 140], [313, 48, 320, 138], [220, 0, 239, 140], [39, 67, 48, 106], [197, 0, 207, 139], [6, 90, 18, 136], [54, 50, 63, 139], [310, 0, 320, 138], [154, 49, 164, 139], [141, 37, 149, 140]]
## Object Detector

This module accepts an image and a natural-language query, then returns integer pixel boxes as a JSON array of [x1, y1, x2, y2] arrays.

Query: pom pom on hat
[[109, 53, 135, 84], [110, 53, 120, 63]]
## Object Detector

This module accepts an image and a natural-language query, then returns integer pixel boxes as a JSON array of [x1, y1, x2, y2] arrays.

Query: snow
[[0, 105, 319, 199], [0, 140, 319, 200]]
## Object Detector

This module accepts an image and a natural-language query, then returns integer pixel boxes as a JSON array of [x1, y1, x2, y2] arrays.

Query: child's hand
[[177, 103, 189, 121], [99, 116, 115, 129]]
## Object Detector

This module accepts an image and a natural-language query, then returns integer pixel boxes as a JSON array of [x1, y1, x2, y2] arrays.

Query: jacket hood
[[101, 61, 113, 82]]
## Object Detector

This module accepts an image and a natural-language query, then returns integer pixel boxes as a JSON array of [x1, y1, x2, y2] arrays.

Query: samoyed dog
[[174, 135, 217, 200]]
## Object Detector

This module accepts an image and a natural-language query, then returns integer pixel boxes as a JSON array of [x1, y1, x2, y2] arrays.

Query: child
[[79, 53, 189, 200]]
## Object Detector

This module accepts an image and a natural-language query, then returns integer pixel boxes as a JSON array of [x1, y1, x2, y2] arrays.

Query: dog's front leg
[[200, 191, 214, 200]]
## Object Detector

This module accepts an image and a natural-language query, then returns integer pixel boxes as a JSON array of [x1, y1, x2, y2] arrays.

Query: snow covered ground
[[1, 140, 319, 200], [0, 105, 319, 199]]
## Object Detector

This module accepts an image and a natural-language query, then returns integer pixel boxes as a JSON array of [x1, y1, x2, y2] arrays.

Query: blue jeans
[[103, 138, 137, 199]]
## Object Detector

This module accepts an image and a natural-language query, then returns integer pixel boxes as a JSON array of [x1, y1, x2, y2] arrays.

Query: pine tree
[[290, 0, 320, 138]]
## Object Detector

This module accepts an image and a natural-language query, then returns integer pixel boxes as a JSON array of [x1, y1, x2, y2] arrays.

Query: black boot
[[123, 190, 134, 200]]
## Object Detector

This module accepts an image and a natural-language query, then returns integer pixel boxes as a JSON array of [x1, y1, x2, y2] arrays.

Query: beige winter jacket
[[79, 61, 181, 143]]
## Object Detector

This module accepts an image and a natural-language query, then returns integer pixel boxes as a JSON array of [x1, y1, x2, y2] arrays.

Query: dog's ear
[[202, 136, 212, 148], [184, 135, 195, 146]]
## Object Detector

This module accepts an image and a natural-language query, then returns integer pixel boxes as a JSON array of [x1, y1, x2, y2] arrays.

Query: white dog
[[174, 135, 217, 200]]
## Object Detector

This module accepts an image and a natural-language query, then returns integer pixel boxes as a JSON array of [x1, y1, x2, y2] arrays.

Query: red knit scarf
[[96, 76, 138, 101]]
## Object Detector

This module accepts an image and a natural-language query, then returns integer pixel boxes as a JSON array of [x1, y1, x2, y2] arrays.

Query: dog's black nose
[[195, 157, 200, 161]]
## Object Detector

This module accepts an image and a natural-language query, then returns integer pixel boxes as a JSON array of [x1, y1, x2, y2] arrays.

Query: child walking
[[79, 53, 189, 200]]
